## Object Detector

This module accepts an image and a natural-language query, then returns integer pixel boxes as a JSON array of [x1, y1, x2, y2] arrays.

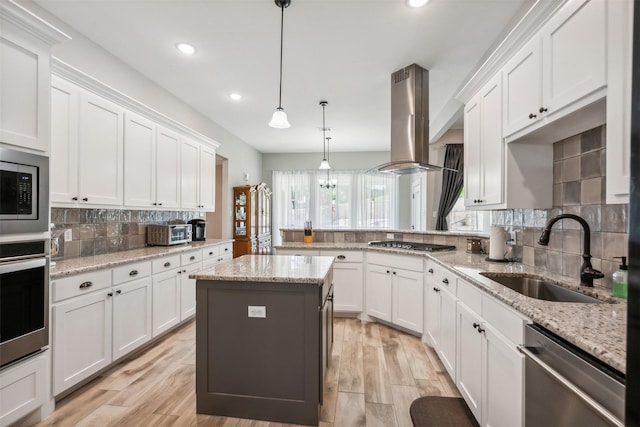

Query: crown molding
[[456, 0, 566, 103], [51, 57, 221, 149], [0, 0, 71, 46]]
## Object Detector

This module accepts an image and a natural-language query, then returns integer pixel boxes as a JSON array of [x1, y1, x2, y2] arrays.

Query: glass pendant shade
[[319, 158, 331, 170], [269, 107, 290, 128]]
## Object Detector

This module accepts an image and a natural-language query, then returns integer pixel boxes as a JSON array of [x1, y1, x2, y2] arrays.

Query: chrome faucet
[[537, 214, 604, 287]]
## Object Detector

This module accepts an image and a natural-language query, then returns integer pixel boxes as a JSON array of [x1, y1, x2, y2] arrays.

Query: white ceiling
[[34, 0, 529, 154]]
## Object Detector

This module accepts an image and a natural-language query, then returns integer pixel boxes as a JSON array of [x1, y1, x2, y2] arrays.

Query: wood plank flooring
[[31, 318, 460, 427]]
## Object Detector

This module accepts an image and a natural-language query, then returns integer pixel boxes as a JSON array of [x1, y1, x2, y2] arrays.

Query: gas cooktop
[[367, 240, 456, 252]]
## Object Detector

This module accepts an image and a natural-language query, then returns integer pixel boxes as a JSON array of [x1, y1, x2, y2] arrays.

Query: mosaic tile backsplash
[[493, 125, 628, 290], [50, 208, 205, 260]]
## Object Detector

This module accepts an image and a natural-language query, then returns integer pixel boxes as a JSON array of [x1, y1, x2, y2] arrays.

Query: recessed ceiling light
[[407, 0, 430, 7], [176, 42, 196, 55], [229, 93, 243, 101]]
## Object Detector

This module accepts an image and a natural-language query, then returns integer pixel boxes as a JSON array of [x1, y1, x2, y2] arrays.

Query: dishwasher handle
[[518, 345, 624, 427]]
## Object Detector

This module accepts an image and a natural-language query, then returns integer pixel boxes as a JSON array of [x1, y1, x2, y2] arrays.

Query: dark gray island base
[[193, 255, 334, 426]]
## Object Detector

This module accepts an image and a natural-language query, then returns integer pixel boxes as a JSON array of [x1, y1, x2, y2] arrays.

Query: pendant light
[[318, 101, 331, 170], [268, 0, 292, 128], [320, 136, 337, 189]]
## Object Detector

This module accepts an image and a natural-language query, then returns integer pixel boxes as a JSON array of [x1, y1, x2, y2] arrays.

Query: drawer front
[[482, 295, 528, 344], [152, 255, 181, 274], [52, 269, 112, 302], [202, 246, 220, 263], [275, 248, 320, 256], [457, 278, 482, 314], [219, 243, 233, 257], [368, 252, 423, 272], [319, 250, 364, 263], [112, 261, 152, 285], [427, 261, 457, 295], [181, 250, 203, 266]]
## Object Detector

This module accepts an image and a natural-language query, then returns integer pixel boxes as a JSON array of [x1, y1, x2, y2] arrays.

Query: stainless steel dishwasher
[[519, 324, 625, 427]]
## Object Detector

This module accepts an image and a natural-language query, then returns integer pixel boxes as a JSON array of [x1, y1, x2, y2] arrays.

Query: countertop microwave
[[146, 224, 192, 246]]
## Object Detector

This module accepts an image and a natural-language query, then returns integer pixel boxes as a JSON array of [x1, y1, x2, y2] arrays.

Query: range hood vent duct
[[369, 63, 450, 174]]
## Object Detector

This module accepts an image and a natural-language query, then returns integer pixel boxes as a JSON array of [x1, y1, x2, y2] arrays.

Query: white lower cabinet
[[455, 279, 525, 427], [152, 268, 181, 337], [179, 249, 203, 321], [366, 253, 424, 334], [0, 352, 48, 427], [319, 250, 364, 313], [112, 278, 152, 361], [52, 289, 113, 396]]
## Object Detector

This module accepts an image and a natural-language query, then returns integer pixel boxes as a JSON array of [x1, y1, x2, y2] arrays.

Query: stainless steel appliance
[[0, 239, 50, 367], [520, 324, 625, 427], [188, 219, 207, 241], [0, 147, 49, 235], [367, 240, 456, 252], [146, 224, 192, 246]]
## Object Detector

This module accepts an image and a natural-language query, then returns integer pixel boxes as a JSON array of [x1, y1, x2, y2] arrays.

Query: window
[[272, 170, 398, 244], [446, 189, 491, 232]]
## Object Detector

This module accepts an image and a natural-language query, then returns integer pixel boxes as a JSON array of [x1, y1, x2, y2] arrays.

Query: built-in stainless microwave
[[0, 147, 49, 235]]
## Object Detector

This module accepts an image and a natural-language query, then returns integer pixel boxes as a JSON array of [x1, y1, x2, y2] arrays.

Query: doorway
[[206, 155, 229, 239]]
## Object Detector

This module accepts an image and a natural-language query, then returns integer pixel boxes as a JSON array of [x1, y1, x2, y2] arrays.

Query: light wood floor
[[34, 318, 460, 427]]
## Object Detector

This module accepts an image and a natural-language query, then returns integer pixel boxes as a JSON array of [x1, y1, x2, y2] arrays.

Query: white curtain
[[272, 170, 398, 244]]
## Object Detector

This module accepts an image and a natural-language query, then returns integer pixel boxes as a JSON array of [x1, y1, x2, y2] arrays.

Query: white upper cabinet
[[78, 92, 124, 206], [124, 111, 156, 208], [502, 0, 607, 141], [199, 144, 216, 211], [465, 75, 503, 208], [181, 138, 200, 210], [606, 0, 633, 204], [155, 127, 181, 209], [51, 76, 79, 203], [0, 3, 68, 153]]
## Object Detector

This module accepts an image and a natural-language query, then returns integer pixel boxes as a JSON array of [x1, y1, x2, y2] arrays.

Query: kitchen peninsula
[[191, 255, 334, 426]]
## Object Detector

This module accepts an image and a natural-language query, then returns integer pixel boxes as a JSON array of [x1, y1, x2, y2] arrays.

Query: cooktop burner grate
[[367, 240, 456, 252]]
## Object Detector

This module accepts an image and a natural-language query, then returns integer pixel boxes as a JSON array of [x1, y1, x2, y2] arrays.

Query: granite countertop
[[274, 242, 627, 373], [191, 255, 334, 285], [279, 228, 489, 238], [50, 239, 234, 279]]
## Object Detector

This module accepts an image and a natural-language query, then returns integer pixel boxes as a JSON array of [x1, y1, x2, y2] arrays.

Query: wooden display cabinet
[[233, 184, 272, 258]]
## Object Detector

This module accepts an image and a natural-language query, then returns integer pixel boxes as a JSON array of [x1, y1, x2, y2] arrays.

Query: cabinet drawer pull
[[82, 197, 88, 202], [477, 326, 485, 334], [107, 292, 113, 297], [190, 255, 196, 261], [79, 281, 93, 289], [433, 287, 440, 293], [528, 113, 537, 119], [164, 262, 171, 267], [473, 322, 480, 329], [209, 251, 214, 256], [224, 247, 229, 252], [442, 278, 449, 285], [116, 289, 122, 294], [72, 196, 78, 201], [218, 257, 223, 262], [392, 271, 397, 275], [337, 255, 346, 260], [428, 268, 434, 274], [386, 270, 390, 274], [539, 107, 548, 113], [129, 270, 138, 276]]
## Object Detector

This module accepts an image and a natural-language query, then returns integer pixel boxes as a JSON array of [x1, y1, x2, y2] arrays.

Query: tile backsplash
[[50, 208, 204, 260], [493, 125, 628, 290]]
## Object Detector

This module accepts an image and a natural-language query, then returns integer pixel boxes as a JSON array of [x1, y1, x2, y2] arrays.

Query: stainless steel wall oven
[[0, 239, 50, 367]]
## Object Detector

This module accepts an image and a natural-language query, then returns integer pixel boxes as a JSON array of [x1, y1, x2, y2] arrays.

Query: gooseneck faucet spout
[[537, 214, 604, 287]]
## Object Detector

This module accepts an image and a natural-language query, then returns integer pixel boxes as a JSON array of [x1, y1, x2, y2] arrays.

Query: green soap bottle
[[612, 256, 628, 299]]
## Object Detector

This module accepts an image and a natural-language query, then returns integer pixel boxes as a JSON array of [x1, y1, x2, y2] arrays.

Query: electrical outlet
[[64, 229, 73, 242], [386, 233, 394, 239], [508, 230, 517, 245], [248, 306, 266, 318]]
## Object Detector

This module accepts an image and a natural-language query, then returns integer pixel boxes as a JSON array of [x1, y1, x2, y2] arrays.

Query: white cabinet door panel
[[392, 269, 423, 334], [479, 77, 503, 206], [365, 264, 391, 322], [180, 139, 200, 210], [50, 77, 79, 203], [156, 127, 181, 208], [199, 145, 216, 211], [152, 269, 181, 337], [78, 92, 124, 206], [438, 289, 457, 381], [332, 263, 363, 312], [456, 303, 483, 423], [180, 263, 200, 320], [124, 112, 155, 208], [464, 96, 482, 206], [113, 278, 152, 361]]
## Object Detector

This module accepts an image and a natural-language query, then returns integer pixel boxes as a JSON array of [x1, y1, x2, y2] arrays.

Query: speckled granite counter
[[50, 239, 233, 279], [274, 242, 627, 373], [191, 255, 334, 284]]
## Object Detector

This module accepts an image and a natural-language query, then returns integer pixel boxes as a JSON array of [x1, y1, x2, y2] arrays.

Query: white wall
[[23, 1, 262, 238]]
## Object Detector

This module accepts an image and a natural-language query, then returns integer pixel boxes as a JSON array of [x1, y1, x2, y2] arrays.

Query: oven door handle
[[518, 345, 624, 427], [0, 257, 46, 275]]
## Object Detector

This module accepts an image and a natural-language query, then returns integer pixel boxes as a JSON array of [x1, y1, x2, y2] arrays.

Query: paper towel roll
[[489, 226, 506, 260]]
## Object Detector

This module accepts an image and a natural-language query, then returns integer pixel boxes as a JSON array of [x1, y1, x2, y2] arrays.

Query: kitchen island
[[191, 255, 334, 426]]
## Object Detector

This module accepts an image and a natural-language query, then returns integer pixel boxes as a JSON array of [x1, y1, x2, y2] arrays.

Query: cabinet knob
[[433, 287, 440, 293], [82, 197, 89, 202], [442, 278, 449, 285], [392, 271, 397, 275], [153, 202, 157, 206], [477, 326, 485, 334], [473, 322, 480, 329], [116, 289, 122, 294], [209, 251, 214, 255], [539, 107, 548, 113], [224, 247, 229, 251], [428, 268, 434, 274], [158, 203, 163, 206], [528, 113, 537, 119], [72, 197, 78, 201], [190, 255, 196, 261], [386, 270, 390, 274], [107, 292, 113, 297]]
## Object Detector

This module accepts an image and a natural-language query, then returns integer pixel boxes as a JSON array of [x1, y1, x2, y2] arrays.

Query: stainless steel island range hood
[[370, 63, 446, 174]]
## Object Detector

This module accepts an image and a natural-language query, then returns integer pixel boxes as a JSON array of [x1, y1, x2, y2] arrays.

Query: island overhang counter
[[191, 255, 334, 426]]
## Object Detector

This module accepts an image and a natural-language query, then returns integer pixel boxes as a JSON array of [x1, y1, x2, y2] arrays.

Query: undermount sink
[[479, 272, 604, 304]]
